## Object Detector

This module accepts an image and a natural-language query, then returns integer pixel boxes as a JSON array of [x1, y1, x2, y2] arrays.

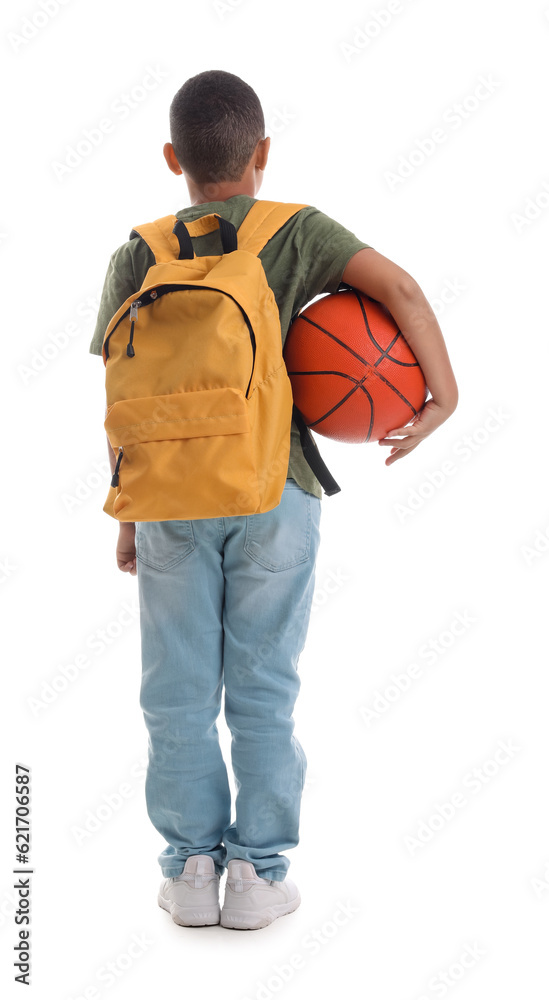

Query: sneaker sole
[[220, 892, 301, 930], [158, 893, 220, 927]]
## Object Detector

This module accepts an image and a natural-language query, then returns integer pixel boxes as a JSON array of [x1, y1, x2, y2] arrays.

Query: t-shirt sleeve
[[88, 245, 138, 355], [295, 207, 372, 300]]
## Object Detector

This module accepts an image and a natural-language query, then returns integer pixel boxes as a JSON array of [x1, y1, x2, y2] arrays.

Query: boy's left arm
[[342, 248, 459, 465], [92, 246, 139, 573], [105, 415, 136, 575]]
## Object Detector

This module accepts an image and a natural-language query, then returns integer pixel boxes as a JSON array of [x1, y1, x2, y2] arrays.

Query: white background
[[2, 0, 549, 997]]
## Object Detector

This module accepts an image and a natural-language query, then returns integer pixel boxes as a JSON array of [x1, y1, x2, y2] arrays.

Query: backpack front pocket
[[104, 386, 250, 445], [103, 387, 259, 521]]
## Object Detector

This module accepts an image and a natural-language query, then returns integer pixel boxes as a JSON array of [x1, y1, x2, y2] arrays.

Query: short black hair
[[169, 70, 265, 185]]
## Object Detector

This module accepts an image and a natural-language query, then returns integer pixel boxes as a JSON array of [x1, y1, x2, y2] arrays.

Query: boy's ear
[[163, 142, 182, 176], [256, 136, 270, 170]]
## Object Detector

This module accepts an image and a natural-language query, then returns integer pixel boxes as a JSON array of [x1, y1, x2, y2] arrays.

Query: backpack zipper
[[111, 447, 123, 487], [104, 285, 257, 398], [126, 300, 141, 356]]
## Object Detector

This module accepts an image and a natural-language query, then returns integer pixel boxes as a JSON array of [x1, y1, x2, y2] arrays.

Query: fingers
[[119, 559, 136, 574], [384, 448, 409, 465], [378, 434, 417, 449], [379, 423, 420, 440], [383, 438, 421, 465]]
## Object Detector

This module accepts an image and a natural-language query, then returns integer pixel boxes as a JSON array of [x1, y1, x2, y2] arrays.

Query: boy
[[89, 70, 458, 930]]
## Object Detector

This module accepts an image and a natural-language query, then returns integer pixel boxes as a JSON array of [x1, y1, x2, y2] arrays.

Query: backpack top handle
[[172, 213, 238, 260]]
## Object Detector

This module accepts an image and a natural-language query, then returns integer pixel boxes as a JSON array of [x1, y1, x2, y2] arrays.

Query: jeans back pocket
[[135, 520, 196, 571], [244, 480, 312, 572]]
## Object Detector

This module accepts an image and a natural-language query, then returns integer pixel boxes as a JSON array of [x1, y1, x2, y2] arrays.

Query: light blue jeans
[[135, 477, 321, 881]]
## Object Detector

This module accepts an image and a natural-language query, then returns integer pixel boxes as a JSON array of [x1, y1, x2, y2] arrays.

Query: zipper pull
[[111, 447, 123, 487], [127, 300, 141, 357]]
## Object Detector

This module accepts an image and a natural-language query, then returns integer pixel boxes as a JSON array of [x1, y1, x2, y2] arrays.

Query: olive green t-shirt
[[89, 195, 372, 499]]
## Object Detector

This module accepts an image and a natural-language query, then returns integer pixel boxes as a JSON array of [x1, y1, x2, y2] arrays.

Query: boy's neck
[[185, 162, 264, 206], [187, 179, 257, 206]]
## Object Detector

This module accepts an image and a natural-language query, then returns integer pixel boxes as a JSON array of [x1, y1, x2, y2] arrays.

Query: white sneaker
[[158, 855, 220, 926], [220, 860, 301, 930]]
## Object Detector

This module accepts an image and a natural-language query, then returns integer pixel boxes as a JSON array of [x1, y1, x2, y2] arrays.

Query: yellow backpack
[[101, 200, 340, 522]]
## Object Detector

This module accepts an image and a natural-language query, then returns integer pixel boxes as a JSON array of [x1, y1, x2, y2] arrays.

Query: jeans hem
[[161, 867, 286, 881], [161, 865, 226, 879], [253, 869, 287, 882]]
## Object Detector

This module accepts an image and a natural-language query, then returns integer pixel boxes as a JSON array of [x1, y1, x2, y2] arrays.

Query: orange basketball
[[283, 285, 428, 443]]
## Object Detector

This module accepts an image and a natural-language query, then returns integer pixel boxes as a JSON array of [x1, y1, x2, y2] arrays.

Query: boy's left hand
[[117, 522, 137, 574], [378, 398, 455, 466]]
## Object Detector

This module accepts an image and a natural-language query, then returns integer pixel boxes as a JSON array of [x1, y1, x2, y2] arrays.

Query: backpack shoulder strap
[[129, 215, 179, 263], [237, 201, 308, 256], [129, 202, 308, 261]]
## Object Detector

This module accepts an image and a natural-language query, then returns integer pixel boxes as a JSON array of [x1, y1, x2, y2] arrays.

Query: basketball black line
[[299, 311, 419, 377], [306, 369, 372, 433], [366, 369, 422, 415], [351, 287, 420, 368], [299, 314, 374, 369], [359, 383, 375, 441], [309, 372, 416, 442], [286, 368, 364, 385], [352, 288, 404, 367], [288, 370, 366, 428], [306, 373, 376, 442], [288, 366, 421, 417]]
